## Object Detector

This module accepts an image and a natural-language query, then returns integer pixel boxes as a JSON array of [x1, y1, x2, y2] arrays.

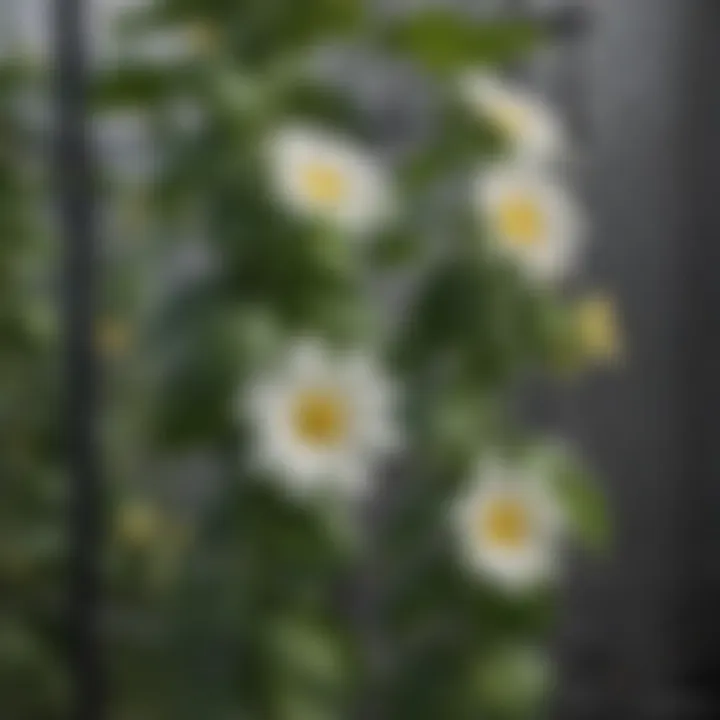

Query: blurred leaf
[[232, 0, 365, 63], [368, 229, 420, 269], [385, 12, 544, 74], [92, 64, 191, 109], [548, 452, 611, 554], [0, 59, 41, 94], [279, 80, 363, 136], [209, 66, 268, 122], [113, 0, 237, 28], [395, 257, 527, 388], [514, 290, 586, 376], [270, 618, 347, 688], [149, 291, 242, 449], [403, 105, 504, 188], [428, 389, 494, 462], [121, 0, 366, 65], [473, 645, 551, 718], [274, 692, 339, 720], [395, 260, 474, 366]]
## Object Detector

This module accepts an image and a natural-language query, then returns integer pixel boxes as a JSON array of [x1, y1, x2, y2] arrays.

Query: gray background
[[552, 2, 720, 718]]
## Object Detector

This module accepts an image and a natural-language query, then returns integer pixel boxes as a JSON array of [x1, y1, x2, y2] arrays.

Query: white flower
[[241, 339, 400, 497], [266, 124, 394, 236], [454, 458, 565, 591], [459, 70, 567, 161], [474, 162, 584, 283]]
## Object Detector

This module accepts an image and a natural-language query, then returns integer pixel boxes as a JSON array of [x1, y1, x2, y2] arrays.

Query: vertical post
[[54, 0, 104, 718]]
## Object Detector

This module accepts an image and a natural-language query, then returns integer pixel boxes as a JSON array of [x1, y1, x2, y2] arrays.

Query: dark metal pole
[[55, 0, 105, 718]]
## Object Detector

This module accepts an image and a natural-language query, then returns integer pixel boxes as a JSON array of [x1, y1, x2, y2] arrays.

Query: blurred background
[[3, 0, 720, 718]]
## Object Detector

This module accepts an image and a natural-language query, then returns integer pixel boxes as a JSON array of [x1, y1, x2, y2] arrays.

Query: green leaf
[[148, 290, 242, 449], [518, 290, 581, 373], [368, 230, 420, 269], [395, 257, 530, 387], [136, 0, 366, 66], [238, 0, 365, 62], [385, 11, 544, 74], [473, 645, 551, 718], [269, 618, 347, 688], [114, 0, 238, 27], [273, 692, 339, 720], [550, 455, 611, 554], [92, 64, 190, 109], [403, 107, 504, 188], [278, 80, 363, 136], [0, 59, 41, 94]]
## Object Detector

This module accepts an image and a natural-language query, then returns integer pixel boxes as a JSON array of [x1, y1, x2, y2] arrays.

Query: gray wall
[[554, 2, 720, 718]]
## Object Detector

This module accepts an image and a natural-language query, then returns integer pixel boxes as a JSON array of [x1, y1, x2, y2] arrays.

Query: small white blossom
[[241, 338, 400, 498], [266, 124, 394, 236], [454, 458, 565, 591], [459, 70, 567, 162], [474, 162, 585, 283]]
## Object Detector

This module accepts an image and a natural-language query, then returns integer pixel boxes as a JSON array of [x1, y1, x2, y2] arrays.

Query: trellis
[[56, 0, 104, 717]]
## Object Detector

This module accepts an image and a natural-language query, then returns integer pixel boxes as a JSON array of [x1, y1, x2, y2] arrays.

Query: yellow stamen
[[301, 163, 348, 206], [292, 389, 350, 447], [480, 498, 531, 550], [495, 194, 546, 249]]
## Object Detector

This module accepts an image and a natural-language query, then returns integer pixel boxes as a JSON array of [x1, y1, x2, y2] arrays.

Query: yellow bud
[[116, 501, 159, 548], [575, 294, 623, 364]]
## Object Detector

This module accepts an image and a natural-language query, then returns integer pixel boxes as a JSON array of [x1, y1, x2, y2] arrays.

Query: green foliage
[[0, 58, 39, 94], [474, 644, 551, 719], [403, 107, 505, 189], [384, 11, 544, 74], [86, 2, 608, 719], [395, 254, 570, 396], [554, 461, 611, 554], [0, 75, 67, 720], [92, 63, 193, 110], [0, 3, 609, 718], [531, 444, 612, 554], [142, 477, 360, 719], [117, 0, 366, 67]]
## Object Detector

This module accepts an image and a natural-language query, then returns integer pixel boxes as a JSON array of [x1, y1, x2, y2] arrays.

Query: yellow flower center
[[480, 498, 531, 550], [291, 388, 350, 447], [301, 162, 349, 207], [495, 194, 546, 249]]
